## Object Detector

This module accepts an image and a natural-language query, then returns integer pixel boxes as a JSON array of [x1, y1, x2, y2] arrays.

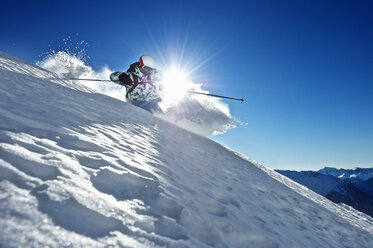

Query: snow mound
[[0, 51, 372, 248]]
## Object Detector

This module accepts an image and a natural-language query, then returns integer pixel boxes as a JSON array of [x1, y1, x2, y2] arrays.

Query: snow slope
[[0, 52, 372, 248]]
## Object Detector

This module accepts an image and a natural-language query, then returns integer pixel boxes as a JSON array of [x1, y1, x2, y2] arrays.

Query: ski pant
[[131, 98, 163, 113]]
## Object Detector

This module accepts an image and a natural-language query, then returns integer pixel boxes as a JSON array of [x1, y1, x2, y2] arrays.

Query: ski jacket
[[116, 62, 160, 103]]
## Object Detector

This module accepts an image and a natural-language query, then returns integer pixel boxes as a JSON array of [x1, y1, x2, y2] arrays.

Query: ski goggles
[[141, 66, 155, 74]]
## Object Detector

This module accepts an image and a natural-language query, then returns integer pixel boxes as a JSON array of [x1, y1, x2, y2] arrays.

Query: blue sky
[[1, 0, 372, 170]]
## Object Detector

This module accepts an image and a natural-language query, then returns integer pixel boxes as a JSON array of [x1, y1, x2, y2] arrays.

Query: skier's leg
[[132, 99, 163, 113], [148, 98, 163, 113]]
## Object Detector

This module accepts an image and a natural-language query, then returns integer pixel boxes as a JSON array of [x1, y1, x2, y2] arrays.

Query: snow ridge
[[1, 52, 372, 248]]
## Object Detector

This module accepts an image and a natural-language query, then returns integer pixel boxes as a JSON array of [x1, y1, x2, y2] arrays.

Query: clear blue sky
[[1, 0, 372, 170]]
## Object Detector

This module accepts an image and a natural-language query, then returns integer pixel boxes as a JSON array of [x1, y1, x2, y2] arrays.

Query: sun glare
[[159, 66, 194, 105]]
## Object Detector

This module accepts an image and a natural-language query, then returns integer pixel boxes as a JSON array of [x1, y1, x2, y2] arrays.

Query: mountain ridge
[[318, 166, 373, 182]]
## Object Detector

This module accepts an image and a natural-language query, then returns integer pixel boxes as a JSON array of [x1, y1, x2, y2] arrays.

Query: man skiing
[[110, 55, 163, 113]]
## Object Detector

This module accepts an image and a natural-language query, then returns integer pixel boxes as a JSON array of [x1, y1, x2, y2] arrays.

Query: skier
[[110, 55, 163, 113]]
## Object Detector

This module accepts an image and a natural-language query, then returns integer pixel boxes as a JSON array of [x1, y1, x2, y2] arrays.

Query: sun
[[158, 66, 194, 107]]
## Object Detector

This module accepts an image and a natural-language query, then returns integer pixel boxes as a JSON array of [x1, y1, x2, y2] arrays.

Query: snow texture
[[0, 51, 373, 247]]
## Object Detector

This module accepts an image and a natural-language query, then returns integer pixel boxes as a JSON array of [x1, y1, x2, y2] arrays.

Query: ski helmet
[[139, 55, 156, 74]]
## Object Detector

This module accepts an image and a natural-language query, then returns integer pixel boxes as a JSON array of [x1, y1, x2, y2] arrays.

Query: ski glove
[[110, 72, 121, 82], [110, 72, 133, 86]]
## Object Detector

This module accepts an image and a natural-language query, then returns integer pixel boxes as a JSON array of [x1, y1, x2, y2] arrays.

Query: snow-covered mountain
[[326, 182, 373, 217], [277, 168, 373, 218], [355, 178, 373, 197], [1, 51, 372, 248], [274, 170, 341, 196], [318, 166, 373, 182]]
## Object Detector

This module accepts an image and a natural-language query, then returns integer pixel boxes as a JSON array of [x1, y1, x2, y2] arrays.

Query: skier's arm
[[110, 72, 133, 86]]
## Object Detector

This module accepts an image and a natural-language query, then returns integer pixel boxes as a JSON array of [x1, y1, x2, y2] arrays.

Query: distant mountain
[[326, 182, 373, 217], [276, 168, 373, 218], [318, 167, 373, 182], [354, 178, 373, 197], [276, 170, 341, 196]]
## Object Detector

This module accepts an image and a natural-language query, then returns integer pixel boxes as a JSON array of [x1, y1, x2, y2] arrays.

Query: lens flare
[[159, 66, 194, 109]]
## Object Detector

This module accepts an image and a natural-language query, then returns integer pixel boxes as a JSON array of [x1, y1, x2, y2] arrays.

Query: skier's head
[[139, 55, 156, 75]]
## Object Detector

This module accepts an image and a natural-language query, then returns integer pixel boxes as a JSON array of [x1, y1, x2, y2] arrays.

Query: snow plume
[[156, 85, 235, 136], [36, 51, 126, 101], [37, 51, 235, 136]]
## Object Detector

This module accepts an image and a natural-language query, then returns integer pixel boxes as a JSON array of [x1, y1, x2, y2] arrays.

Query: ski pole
[[187, 91, 246, 103], [68, 78, 113, 82], [66, 78, 246, 103]]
